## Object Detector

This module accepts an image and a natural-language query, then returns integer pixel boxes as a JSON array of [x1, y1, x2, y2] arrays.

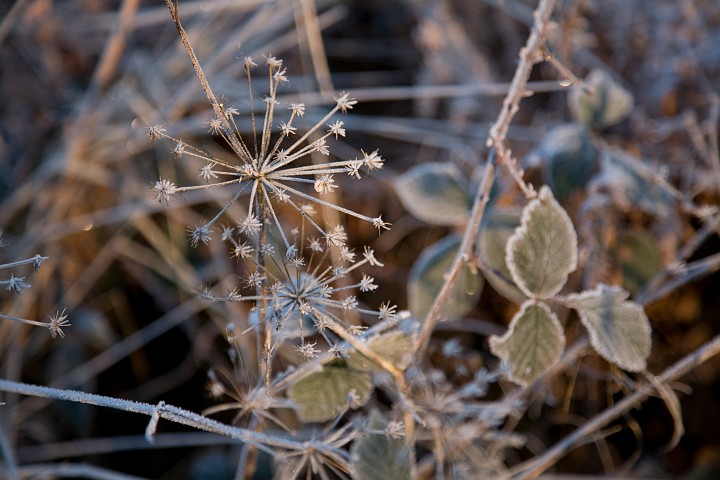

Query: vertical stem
[[0, 423, 20, 480], [233, 417, 260, 480], [256, 191, 272, 388]]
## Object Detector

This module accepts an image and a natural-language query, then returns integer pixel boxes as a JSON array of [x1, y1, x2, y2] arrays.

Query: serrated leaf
[[476, 209, 526, 303], [506, 186, 578, 299], [565, 284, 651, 372], [489, 300, 565, 386], [530, 123, 597, 201], [409, 234, 483, 321], [568, 69, 634, 128], [395, 162, 472, 226], [351, 411, 414, 480], [288, 366, 372, 422], [347, 329, 417, 373]]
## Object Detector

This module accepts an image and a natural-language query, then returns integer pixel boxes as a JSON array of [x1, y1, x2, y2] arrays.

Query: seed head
[[48, 310, 70, 339], [152, 179, 177, 203]]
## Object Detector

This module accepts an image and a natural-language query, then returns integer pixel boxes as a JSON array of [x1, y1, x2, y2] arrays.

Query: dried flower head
[[48, 310, 71, 339], [211, 229, 395, 354], [0, 243, 65, 337], [149, 57, 388, 250]]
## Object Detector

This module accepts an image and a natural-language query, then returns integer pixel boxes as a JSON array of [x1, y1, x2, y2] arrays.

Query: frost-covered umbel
[[148, 56, 395, 370], [149, 57, 389, 251], [202, 225, 397, 358]]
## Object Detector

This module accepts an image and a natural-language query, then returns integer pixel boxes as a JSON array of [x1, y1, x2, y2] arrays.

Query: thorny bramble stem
[[414, 160, 495, 356], [486, 0, 558, 200]]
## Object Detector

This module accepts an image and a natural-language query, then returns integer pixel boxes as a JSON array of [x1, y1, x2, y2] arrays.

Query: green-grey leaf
[[616, 230, 661, 293], [395, 162, 472, 226], [565, 284, 651, 372], [489, 300, 565, 386], [506, 186, 578, 299], [288, 365, 372, 422], [568, 69, 634, 128], [590, 149, 675, 220], [476, 209, 526, 304], [409, 234, 483, 321], [530, 123, 598, 201], [347, 329, 417, 373], [351, 411, 414, 480]]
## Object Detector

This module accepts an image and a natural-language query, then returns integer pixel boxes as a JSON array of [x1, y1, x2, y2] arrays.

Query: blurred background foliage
[[1, 0, 720, 478]]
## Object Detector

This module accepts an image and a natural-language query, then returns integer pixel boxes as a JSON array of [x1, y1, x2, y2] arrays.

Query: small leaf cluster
[[395, 70, 669, 385], [394, 157, 653, 386], [489, 186, 650, 385]]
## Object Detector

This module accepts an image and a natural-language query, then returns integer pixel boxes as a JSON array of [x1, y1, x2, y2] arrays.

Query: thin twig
[[415, 160, 495, 355], [508, 334, 720, 479], [92, 0, 141, 93], [163, 0, 244, 156], [271, 80, 572, 106], [635, 213, 720, 305], [540, 46, 587, 92], [0, 379, 303, 452], [636, 251, 720, 306], [0, 255, 47, 271], [164, 0, 222, 118], [415, 0, 558, 355], [487, 0, 558, 199]]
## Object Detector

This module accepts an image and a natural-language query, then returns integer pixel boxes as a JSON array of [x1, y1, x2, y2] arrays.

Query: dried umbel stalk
[[149, 56, 389, 254]]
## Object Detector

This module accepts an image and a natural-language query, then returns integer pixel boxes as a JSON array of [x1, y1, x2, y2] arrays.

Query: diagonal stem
[[487, 0, 557, 199], [414, 160, 495, 356], [507, 334, 720, 479], [415, 0, 558, 356]]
